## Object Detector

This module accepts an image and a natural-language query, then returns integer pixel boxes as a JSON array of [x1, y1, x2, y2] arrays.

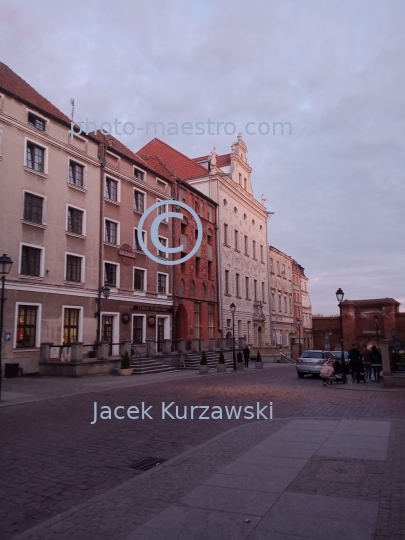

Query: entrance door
[[157, 317, 165, 352], [102, 315, 113, 355]]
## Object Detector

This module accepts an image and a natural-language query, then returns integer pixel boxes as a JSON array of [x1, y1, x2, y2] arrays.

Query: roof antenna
[[70, 98, 75, 122]]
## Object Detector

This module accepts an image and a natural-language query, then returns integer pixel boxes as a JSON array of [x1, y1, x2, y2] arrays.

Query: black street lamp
[[296, 318, 302, 356], [96, 284, 111, 342], [230, 303, 236, 371], [374, 315, 380, 349], [336, 288, 346, 384], [0, 254, 14, 402]]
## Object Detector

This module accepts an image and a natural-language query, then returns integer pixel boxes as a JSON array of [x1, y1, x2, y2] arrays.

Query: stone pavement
[[11, 417, 403, 540], [2, 364, 404, 539]]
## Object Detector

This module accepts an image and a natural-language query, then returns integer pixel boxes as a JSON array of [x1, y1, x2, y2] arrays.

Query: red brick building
[[138, 140, 219, 350], [313, 298, 405, 351]]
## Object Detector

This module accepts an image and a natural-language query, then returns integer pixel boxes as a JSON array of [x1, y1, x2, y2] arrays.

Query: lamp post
[[374, 315, 380, 349], [96, 284, 111, 342], [296, 318, 301, 356], [230, 303, 236, 371], [0, 254, 14, 402], [336, 288, 346, 384]]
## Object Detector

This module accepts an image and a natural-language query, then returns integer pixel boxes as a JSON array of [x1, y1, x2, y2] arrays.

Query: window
[[277, 261, 280, 276], [157, 179, 167, 192], [134, 268, 145, 291], [69, 161, 84, 187], [278, 293, 282, 312], [67, 206, 84, 235], [134, 190, 145, 213], [134, 167, 145, 181], [208, 261, 213, 280], [234, 230, 238, 250], [262, 282, 265, 302], [21, 245, 41, 276], [244, 178, 247, 190], [201, 283, 206, 299], [190, 281, 195, 297], [66, 255, 82, 282], [270, 258, 273, 273], [157, 200, 168, 222], [105, 177, 118, 201], [207, 205, 213, 222], [23, 193, 43, 223], [104, 263, 118, 287], [260, 245, 264, 262], [224, 223, 228, 245], [238, 320, 242, 338], [245, 277, 249, 299], [28, 112, 45, 131], [16, 305, 38, 348], [252, 240, 256, 259], [254, 279, 257, 300], [195, 257, 200, 277], [236, 273, 240, 297], [284, 296, 287, 313], [271, 292, 275, 311], [157, 273, 167, 294], [282, 263, 286, 276], [179, 279, 185, 295], [239, 173, 242, 184], [208, 303, 214, 338], [210, 285, 215, 300], [181, 261, 186, 274], [225, 270, 229, 294], [63, 308, 80, 345], [133, 316, 144, 343], [244, 235, 248, 255], [158, 237, 167, 258], [26, 142, 44, 172], [134, 229, 146, 252], [105, 220, 118, 244], [194, 302, 201, 338], [290, 297, 292, 314]]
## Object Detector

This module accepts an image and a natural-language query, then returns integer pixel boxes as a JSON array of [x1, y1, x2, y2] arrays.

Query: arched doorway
[[226, 331, 232, 349], [175, 304, 188, 341]]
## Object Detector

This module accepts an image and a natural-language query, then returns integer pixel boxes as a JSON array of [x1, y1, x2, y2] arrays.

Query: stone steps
[[180, 351, 234, 370], [130, 357, 177, 375]]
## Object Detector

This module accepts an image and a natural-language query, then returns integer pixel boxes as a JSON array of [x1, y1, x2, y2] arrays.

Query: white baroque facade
[[190, 135, 270, 346]]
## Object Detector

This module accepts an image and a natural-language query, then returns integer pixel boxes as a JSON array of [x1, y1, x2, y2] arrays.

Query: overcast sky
[[1, 0, 404, 314]]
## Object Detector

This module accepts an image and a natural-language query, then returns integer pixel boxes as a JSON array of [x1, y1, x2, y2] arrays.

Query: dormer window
[[28, 112, 45, 131]]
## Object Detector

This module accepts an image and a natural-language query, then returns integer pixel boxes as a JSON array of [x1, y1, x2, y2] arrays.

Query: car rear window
[[301, 351, 323, 359]]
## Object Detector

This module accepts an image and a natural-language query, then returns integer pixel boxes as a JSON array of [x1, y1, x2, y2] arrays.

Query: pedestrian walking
[[361, 346, 372, 380], [243, 345, 250, 368], [371, 345, 382, 382], [348, 344, 363, 383]]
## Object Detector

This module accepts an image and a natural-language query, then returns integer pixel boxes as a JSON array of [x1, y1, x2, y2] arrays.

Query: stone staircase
[[180, 351, 234, 370], [130, 356, 177, 375]]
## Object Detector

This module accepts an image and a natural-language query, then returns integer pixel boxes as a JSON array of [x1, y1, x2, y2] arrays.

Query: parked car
[[296, 350, 338, 378]]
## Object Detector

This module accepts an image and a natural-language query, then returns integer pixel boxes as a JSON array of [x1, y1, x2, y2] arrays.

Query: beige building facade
[[268, 246, 294, 348]]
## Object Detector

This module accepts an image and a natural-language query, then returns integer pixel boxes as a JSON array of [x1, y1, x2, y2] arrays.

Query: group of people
[[320, 344, 382, 386]]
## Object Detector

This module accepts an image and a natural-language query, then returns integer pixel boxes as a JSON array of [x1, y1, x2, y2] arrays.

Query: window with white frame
[[28, 112, 46, 131], [26, 141, 45, 173], [134, 167, 145, 181], [104, 262, 118, 288], [157, 273, 167, 294], [69, 160, 84, 187], [67, 206, 84, 235], [16, 305, 39, 348], [134, 268, 145, 291], [105, 177, 118, 202], [23, 192, 44, 224], [132, 315, 144, 343], [66, 254, 83, 282], [134, 229, 146, 252], [134, 190, 145, 213], [157, 236, 167, 258], [20, 244, 43, 277], [63, 308, 81, 345], [157, 200, 168, 222], [105, 219, 118, 245]]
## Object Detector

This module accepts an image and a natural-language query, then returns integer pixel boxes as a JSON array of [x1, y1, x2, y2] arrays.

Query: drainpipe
[[97, 144, 106, 342]]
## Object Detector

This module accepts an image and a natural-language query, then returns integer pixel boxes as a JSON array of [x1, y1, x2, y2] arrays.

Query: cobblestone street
[[1, 364, 404, 539]]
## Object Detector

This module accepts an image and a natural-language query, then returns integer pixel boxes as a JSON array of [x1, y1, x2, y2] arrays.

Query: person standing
[[348, 344, 363, 383], [243, 345, 250, 368], [361, 346, 372, 380], [371, 345, 382, 382]]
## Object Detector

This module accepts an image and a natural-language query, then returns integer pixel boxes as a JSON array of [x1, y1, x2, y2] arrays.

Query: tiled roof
[[138, 138, 208, 180], [0, 62, 152, 172]]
